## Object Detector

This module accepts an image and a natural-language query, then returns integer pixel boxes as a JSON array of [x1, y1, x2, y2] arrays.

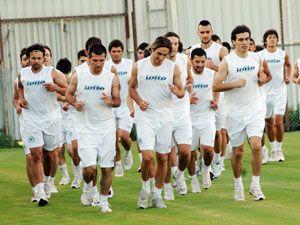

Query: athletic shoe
[[262, 147, 269, 165], [31, 196, 39, 203], [91, 189, 100, 207], [137, 189, 150, 209], [51, 184, 58, 193], [71, 176, 81, 189], [190, 178, 201, 193], [212, 159, 222, 178], [124, 152, 133, 170], [269, 150, 278, 162], [137, 166, 141, 173], [37, 187, 48, 206], [172, 175, 177, 187], [151, 194, 166, 208], [99, 200, 112, 213], [164, 185, 175, 200], [81, 183, 92, 206], [234, 186, 245, 201], [175, 171, 187, 195], [250, 184, 265, 201], [59, 176, 70, 185], [115, 162, 124, 177], [277, 150, 285, 162], [202, 170, 212, 189], [108, 186, 113, 199]]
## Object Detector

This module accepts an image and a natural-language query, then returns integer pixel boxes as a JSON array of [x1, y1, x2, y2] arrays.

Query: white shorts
[[115, 116, 134, 133], [20, 118, 61, 151], [23, 145, 30, 155], [215, 98, 226, 130], [136, 120, 173, 154], [61, 130, 72, 145], [69, 123, 78, 141], [172, 115, 192, 146], [226, 111, 264, 147], [191, 121, 216, 150], [266, 91, 287, 118], [78, 132, 116, 168]]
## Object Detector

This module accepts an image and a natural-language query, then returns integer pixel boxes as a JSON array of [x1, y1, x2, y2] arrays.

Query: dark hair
[[222, 42, 231, 53], [88, 44, 107, 57], [191, 48, 207, 59], [231, 25, 251, 41], [20, 48, 27, 61], [43, 45, 52, 57], [178, 41, 183, 53], [150, 36, 172, 53], [250, 38, 255, 44], [198, 20, 211, 27], [164, 31, 180, 39], [56, 58, 72, 74], [77, 49, 87, 60], [137, 42, 149, 51], [143, 48, 151, 58], [255, 45, 264, 52], [263, 29, 279, 47], [26, 44, 45, 58], [85, 37, 102, 51], [108, 39, 124, 52], [212, 34, 221, 42]]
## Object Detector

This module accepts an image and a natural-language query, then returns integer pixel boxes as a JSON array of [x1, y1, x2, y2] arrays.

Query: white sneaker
[[37, 185, 48, 206], [164, 185, 175, 200], [81, 183, 92, 206], [234, 186, 245, 201], [190, 178, 201, 193], [71, 176, 81, 189], [51, 184, 58, 193], [108, 186, 113, 199], [269, 150, 278, 162], [262, 147, 269, 165], [277, 150, 285, 162], [175, 171, 187, 195], [212, 159, 222, 178], [91, 189, 100, 207], [250, 184, 265, 201], [99, 200, 112, 213], [137, 189, 150, 209], [124, 152, 133, 170], [151, 194, 166, 208], [59, 176, 70, 185], [202, 170, 212, 189], [115, 161, 124, 177]]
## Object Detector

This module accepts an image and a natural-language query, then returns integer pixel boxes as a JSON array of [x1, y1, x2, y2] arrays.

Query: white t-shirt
[[135, 57, 175, 122]]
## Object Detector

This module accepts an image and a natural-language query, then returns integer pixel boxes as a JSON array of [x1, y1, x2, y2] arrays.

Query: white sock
[[251, 175, 260, 186], [125, 150, 131, 156], [75, 165, 81, 176], [276, 141, 282, 151], [214, 153, 221, 162], [190, 174, 197, 181], [142, 179, 150, 192], [164, 183, 172, 189], [50, 176, 55, 185], [270, 141, 276, 152], [176, 169, 183, 178], [116, 160, 122, 166], [234, 177, 243, 188], [153, 186, 162, 197], [59, 164, 69, 178], [100, 194, 108, 202], [202, 164, 209, 173], [138, 153, 142, 163], [44, 176, 50, 184], [171, 166, 178, 177]]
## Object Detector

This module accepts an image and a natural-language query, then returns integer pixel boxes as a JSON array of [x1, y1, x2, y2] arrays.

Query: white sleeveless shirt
[[20, 66, 60, 123], [75, 67, 115, 134], [258, 48, 286, 95], [223, 51, 262, 117], [135, 57, 175, 122], [108, 58, 133, 117], [190, 67, 215, 124]]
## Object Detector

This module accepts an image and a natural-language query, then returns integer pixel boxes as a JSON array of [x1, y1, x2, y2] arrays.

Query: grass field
[[0, 132, 299, 225]]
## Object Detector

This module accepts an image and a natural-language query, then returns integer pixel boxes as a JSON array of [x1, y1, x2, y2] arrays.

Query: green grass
[[0, 132, 300, 225]]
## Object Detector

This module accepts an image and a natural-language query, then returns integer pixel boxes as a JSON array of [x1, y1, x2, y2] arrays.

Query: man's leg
[[265, 117, 277, 161], [201, 145, 214, 189], [58, 144, 70, 185], [231, 145, 245, 201], [275, 114, 285, 161], [118, 129, 133, 170], [71, 139, 81, 188]]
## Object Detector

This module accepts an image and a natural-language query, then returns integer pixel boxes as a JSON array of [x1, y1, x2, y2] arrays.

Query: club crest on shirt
[[28, 136, 35, 144]]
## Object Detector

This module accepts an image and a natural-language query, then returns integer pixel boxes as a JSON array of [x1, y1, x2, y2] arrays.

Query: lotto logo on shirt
[[26, 80, 46, 86], [145, 75, 166, 81], [236, 66, 255, 73], [84, 85, 105, 90], [193, 83, 208, 89], [266, 59, 280, 64]]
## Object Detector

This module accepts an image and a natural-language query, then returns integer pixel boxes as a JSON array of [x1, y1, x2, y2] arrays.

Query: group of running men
[[13, 19, 300, 213]]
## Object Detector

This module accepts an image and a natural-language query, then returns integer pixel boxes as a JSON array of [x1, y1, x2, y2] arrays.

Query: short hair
[[88, 44, 107, 57], [26, 44, 45, 58], [231, 25, 251, 41], [212, 34, 221, 42], [191, 48, 207, 59], [164, 31, 180, 39], [77, 49, 87, 60], [137, 42, 149, 51], [56, 58, 72, 74], [150, 36, 172, 53], [263, 29, 279, 47], [222, 42, 231, 53], [198, 20, 211, 27], [108, 39, 124, 52], [250, 38, 255, 44], [143, 48, 151, 58], [178, 41, 183, 53], [43, 45, 52, 57], [20, 48, 27, 61], [85, 37, 102, 51]]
